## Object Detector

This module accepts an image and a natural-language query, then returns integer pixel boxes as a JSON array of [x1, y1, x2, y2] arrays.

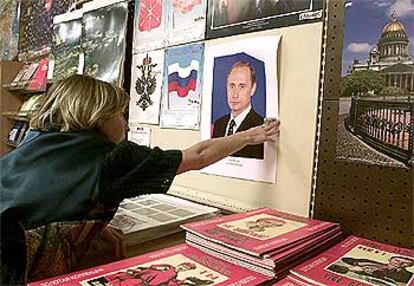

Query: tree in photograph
[[341, 70, 385, 97], [379, 86, 404, 97]]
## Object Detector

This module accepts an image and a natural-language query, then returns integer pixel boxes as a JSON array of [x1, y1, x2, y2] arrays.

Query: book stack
[[29, 244, 270, 286], [26, 59, 49, 91], [7, 121, 29, 146], [106, 194, 220, 256], [286, 235, 414, 286], [18, 94, 43, 117], [181, 208, 343, 279], [7, 60, 49, 91]]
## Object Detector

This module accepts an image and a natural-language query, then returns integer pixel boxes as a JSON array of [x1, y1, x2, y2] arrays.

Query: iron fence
[[347, 96, 414, 166]]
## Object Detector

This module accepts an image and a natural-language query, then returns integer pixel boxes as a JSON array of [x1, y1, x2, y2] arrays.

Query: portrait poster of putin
[[201, 35, 279, 183], [211, 52, 266, 159]]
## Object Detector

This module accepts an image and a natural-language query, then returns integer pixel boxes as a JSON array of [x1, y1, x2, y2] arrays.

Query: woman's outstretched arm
[[177, 120, 280, 174]]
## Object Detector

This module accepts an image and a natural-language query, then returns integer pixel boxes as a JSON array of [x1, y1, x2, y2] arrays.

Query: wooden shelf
[[1, 61, 26, 156], [1, 111, 30, 122], [3, 140, 17, 148], [1, 83, 45, 94]]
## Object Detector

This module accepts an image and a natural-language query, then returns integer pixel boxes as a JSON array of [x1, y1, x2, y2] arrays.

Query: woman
[[0, 75, 279, 284]]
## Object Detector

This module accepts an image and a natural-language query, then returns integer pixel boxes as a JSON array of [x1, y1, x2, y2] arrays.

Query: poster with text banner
[[82, 1, 128, 85], [206, 0, 323, 39], [52, 12, 83, 80], [160, 43, 204, 130], [133, 0, 167, 53], [129, 50, 164, 125], [166, 0, 206, 46], [201, 35, 280, 183]]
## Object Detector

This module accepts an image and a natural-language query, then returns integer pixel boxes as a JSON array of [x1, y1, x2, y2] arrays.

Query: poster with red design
[[129, 50, 164, 125], [160, 43, 204, 130], [133, 0, 166, 52], [291, 236, 414, 286], [166, 0, 206, 46], [29, 244, 270, 286]]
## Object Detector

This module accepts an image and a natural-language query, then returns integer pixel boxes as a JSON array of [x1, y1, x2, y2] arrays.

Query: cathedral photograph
[[336, 0, 414, 168]]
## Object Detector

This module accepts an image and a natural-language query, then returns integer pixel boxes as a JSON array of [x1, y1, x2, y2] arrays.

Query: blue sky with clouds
[[342, 0, 414, 75]]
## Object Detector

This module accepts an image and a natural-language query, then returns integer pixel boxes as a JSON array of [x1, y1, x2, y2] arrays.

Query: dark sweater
[[0, 130, 182, 285]]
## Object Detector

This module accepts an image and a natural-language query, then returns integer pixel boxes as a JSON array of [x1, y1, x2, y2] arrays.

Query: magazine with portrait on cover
[[29, 244, 270, 286], [182, 208, 339, 257], [291, 236, 414, 286]]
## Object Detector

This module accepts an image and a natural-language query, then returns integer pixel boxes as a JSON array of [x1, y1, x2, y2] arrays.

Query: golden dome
[[382, 11, 406, 33]]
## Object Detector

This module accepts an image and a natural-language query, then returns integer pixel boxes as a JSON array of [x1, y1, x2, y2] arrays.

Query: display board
[[141, 23, 324, 217], [313, 0, 413, 248]]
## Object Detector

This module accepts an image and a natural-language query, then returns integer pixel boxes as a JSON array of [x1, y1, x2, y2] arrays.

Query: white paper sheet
[[128, 126, 151, 147]]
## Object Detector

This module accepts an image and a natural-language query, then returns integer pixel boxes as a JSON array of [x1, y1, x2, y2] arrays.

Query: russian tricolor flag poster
[[160, 43, 204, 130]]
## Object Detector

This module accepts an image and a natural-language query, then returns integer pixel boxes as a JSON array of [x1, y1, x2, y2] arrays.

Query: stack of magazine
[[181, 208, 343, 279], [29, 244, 271, 286], [106, 194, 219, 255], [281, 235, 414, 286]]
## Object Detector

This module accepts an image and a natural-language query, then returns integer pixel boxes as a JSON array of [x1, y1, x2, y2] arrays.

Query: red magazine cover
[[186, 227, 342, 269], [182, 208, 338, 257], [271, 275, 312, 285], [291, 235, 414, 286], [27, 59, 49, 91], [29, 244, 270, 286]]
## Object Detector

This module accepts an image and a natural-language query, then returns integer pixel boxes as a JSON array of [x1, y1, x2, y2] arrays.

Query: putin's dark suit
[[212, 108, 264, 159]]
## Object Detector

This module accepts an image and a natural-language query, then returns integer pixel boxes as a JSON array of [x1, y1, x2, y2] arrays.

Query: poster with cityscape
[[336, 0, 414, 168]]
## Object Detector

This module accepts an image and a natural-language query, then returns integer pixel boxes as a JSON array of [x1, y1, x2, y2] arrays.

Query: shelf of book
[[3, 140, 18, 148], [1, 111, 30, 122], [1, 83, 46, 94], [1, 61, 26, 156]]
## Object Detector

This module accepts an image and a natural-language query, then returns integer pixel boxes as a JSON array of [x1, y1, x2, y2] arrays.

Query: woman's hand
[[178, 120, 280, 174], [239, 120, 280, 145]]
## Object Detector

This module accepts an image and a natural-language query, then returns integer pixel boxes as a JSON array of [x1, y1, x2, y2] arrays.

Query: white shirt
[[225, 104, 252, 136]]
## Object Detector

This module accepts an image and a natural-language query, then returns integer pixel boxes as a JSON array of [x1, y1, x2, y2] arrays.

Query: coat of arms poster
[[129, 50, 164, 125]]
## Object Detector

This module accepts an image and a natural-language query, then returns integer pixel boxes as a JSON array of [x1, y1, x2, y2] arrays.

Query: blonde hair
[[30, 75, 129, 132]]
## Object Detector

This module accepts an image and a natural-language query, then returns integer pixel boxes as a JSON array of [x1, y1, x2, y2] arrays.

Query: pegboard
[[313, 0, 413, 248]]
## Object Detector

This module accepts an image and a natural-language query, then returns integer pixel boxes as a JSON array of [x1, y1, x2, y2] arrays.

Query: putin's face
[[226, 65, 256, 117]]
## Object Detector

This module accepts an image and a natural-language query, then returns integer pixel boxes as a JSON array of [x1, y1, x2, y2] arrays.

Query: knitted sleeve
[[99, 141, 182, 206]]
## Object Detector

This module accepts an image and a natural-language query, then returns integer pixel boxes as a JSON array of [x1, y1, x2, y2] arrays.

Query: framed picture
[[206, 0, 323, 39]]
